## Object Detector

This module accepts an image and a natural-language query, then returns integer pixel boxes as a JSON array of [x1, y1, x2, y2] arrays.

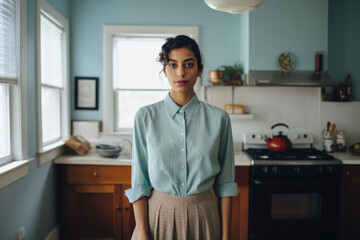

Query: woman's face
[[164, 47, 202, 95]]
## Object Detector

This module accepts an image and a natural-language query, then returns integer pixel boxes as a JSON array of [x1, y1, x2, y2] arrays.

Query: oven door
[[249, 178, 340, 240]]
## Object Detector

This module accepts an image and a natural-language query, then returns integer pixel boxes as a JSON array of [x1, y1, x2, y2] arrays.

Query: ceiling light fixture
[[204, 0, 265, 14]]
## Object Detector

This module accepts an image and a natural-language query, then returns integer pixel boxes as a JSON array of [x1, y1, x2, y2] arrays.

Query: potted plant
[[219, 63, 244, 85]]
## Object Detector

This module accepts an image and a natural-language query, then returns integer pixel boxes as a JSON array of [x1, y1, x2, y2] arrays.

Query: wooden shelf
[[229, 114, 254, 120]]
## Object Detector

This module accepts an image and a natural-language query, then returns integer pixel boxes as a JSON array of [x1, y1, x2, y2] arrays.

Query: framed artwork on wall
[[75, 77, 99, 110]]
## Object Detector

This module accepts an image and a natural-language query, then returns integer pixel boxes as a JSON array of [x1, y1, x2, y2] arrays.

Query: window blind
[[40, 13, 64, 88], [0, 0, 17, 84]]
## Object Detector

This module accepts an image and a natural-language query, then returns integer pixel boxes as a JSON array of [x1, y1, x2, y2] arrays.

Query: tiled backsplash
[[198, 86, 360, 152]]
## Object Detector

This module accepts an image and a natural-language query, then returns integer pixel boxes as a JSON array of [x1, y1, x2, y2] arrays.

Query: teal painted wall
[[328, 0, 360, 101], [249, 0, 329, 71], [69, 0, 246, 120], [0, 1, 68, 239]]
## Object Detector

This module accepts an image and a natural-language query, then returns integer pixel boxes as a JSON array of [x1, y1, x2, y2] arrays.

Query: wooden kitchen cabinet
[[339, 165, 360, 240], [61, 165, 135, 240], [231, 166, 249, 240]]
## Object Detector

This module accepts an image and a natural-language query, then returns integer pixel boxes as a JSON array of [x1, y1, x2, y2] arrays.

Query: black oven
[[249, 165, 341, 240]]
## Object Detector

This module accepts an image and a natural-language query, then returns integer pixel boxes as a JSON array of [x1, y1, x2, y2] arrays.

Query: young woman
[[125, 35, 238, 240]]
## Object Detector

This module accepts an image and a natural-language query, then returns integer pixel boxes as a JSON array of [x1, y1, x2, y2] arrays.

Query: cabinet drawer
[[342, 165, 360, 184], [66, 165, 131, 184]]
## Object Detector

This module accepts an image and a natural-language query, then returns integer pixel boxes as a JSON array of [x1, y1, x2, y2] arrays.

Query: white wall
[[199, 87, 360, 152]]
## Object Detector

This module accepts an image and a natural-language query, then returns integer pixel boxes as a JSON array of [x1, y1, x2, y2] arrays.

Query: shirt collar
[[165, 93, 199, 119]]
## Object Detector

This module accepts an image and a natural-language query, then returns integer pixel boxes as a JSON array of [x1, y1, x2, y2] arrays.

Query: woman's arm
[[133, 196, 150, 240], [218, 196, 232, 240]]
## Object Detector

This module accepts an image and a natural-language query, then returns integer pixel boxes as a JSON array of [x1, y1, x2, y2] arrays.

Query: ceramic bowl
[[96, 144, 123, 158]]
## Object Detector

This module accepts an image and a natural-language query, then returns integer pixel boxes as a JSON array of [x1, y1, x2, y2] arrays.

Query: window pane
[[41, 87, 61, 144], [117, 90, 168, 129], [0, 0, 17, 79], [40, 13, 64, 87], [0, 84, 10, 161], [113, 37, 170, 90]]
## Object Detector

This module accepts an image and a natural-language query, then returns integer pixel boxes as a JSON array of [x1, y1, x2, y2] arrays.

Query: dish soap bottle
[[346, 73, 353, 101]]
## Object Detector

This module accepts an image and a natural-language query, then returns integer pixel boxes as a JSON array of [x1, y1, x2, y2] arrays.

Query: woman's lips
[[175, 80, 188, 85]]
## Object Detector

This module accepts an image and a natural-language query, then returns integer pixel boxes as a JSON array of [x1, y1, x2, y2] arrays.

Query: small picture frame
[[75, 77, 99, 110]]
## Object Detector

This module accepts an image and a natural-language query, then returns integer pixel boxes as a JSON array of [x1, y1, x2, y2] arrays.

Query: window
[[0, 0, 31, 189], [37, 0, 69, 164], [113, 37, 170, 130], [103, 25, 199, 133]]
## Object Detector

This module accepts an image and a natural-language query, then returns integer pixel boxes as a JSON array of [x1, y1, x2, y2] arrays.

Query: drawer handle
[[346, 170, 350, 176], [93, 172, 98, 177]]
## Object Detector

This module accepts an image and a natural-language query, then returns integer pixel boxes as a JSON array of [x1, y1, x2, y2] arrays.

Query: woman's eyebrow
[[168, 58, 195, 62]]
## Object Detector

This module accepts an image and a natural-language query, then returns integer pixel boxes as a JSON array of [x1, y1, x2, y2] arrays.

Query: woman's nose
[[177, 66, 185, 77]]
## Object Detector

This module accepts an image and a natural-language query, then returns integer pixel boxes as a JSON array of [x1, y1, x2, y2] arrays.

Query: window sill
[[38, 141, 65, 167], [0, 158, 34, 190]]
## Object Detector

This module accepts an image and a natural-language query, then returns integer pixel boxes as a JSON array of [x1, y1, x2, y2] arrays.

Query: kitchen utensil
[[266, 123, 292, 152], [96, 144, 122, 158], [278, 52, 295, 72], [329, 124, 336, 136], [327, 121, 330, 131]]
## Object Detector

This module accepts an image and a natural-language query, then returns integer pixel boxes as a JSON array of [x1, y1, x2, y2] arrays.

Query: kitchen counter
[[53, 149, 251, 166], [331, 152, 360, 165]]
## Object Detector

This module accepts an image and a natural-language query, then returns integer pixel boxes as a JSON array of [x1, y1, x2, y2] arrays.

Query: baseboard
[[44, 226, 59, 240]]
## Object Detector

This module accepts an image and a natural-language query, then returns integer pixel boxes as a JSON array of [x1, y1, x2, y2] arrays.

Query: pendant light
[[204, 0, 265, 14]]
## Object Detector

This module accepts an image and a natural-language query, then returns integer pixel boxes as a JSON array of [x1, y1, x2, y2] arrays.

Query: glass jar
[[335, 130, 346, 152]]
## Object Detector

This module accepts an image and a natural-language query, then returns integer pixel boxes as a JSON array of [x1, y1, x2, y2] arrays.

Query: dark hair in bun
[[158, 35, 203, 71]]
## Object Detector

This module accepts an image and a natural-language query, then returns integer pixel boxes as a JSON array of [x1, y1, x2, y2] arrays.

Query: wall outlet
[[17, 227, 25, 240]]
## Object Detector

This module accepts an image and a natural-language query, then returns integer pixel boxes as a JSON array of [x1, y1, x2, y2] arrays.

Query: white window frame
[[36, 0, 70, 166], [103, 25, 199, 134], [0, 0, 33, 190]]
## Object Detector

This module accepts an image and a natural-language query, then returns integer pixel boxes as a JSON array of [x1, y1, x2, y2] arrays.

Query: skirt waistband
[[150, 190, 215, 205]]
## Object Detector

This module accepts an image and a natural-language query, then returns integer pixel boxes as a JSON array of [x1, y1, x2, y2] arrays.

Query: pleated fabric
[[131, 190, 221, 240]]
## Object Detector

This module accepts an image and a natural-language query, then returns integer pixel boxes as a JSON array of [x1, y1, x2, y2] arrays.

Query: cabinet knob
[[116, 205, 121, 210], [346, 170, 350, 176], [93, 172, 98, 177], [125, 207, 130, 211]]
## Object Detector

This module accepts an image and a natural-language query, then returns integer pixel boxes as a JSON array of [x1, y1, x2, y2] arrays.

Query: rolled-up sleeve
[[213, 113, 238, 197], [125, 110, 153, 203]]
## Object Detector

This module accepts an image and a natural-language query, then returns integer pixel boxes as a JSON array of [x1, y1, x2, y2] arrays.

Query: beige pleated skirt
[[131, 190, 221, 240]]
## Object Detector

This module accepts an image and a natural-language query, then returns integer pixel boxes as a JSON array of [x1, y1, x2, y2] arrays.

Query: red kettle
[[266, 123, 292, 152]]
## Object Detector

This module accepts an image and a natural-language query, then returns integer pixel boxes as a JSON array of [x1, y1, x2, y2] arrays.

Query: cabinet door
[[66, 184, 122, 240], [121, 184, 136, 240], [339, 166, 360, 240], [231, 167, 249, 240]]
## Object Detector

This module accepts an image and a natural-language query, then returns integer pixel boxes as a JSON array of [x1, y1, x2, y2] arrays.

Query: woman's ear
[[197, 66, 203, 77]]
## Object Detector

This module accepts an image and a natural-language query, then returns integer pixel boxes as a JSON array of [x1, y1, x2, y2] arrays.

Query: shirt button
[[181, 165, 185, 168], [181, 133, 184, 136], [182, 183, 185, 186], [179, 110, 183, 113], [181, 148, 184, 152]]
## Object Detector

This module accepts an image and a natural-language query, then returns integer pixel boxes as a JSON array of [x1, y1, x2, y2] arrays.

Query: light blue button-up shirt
[[125, 93, 238, 203]]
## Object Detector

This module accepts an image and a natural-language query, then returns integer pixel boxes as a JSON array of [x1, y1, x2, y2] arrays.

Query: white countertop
[[53, 149, 251, 166], [330, 152, 360, 165], [54, 148, 360, 166]]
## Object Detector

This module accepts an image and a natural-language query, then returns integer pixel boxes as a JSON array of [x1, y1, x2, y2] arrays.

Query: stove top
[[245, 148, 341, 165], [243, 132, 342, 165]]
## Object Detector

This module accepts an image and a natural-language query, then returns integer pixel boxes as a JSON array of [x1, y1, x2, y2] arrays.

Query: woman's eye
[[185, 63, 194, 68], [168, 63, 177, 68]]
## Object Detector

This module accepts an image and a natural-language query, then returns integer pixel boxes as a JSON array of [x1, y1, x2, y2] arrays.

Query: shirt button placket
[[180, 109, 187, 195]]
